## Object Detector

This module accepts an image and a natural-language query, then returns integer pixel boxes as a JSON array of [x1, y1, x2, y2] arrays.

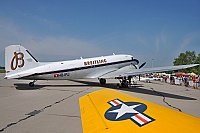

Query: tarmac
[[0, 73, 200, 133]]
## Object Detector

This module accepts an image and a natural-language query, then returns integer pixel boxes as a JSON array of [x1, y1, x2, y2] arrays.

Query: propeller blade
[[132, 64, 138, 69], [139, 62, 146, 69]]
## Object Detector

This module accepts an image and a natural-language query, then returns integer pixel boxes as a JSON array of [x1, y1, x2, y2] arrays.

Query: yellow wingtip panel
[[79, 89, 200, 133]]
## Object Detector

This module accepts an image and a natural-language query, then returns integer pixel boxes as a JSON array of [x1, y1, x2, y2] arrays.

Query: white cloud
[[26, 36, 102, 57], [137, 36, 149, 46], [155, 29, 168, 54], [31, 15, 61, 29], [179, 32, 200, 53], [0, 18, 105, 65]]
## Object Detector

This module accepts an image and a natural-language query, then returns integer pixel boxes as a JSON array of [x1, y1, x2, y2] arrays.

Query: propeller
[[132, 62, 146, 69]]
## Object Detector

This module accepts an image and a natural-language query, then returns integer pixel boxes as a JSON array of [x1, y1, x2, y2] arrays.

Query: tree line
[[0, 66, 5, 69], [173, 51, 200, 74]]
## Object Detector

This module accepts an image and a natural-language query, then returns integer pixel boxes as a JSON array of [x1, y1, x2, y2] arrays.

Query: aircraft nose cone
[[132, 57, 139, 65]]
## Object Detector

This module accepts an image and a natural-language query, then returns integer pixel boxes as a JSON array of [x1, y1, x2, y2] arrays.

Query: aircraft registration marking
[[53, 73, 70, 78], [105, 99, 155, 127]]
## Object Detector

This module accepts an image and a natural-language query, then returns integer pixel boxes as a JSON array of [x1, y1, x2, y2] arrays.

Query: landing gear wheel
[[116, 83, 120, 88], [121, 82, 128, 87], [116, 77, 131, 88], [121, 79, 128, 87], [29, 80, 37, 87], [99, 78, 106, 85], [29, 82, 34, 87]]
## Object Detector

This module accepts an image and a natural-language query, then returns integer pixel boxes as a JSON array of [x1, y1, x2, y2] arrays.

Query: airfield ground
[[0, 73, 200, 133]]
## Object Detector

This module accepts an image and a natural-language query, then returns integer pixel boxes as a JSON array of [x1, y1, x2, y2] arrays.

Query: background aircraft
[[4, 45, 199, 87]]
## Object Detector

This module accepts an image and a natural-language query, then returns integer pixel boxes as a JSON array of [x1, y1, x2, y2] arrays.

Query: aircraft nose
[[131, 57, 139, 65]]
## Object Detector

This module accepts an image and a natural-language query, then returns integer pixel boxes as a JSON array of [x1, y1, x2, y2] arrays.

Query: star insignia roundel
[[104, 99, 155, 127]]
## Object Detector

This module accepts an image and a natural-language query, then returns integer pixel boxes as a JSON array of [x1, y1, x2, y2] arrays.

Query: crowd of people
[[163, 74, 200, 89]]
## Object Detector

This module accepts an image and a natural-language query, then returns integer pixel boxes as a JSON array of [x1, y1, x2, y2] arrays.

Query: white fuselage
[[25, 54, 138, 80]]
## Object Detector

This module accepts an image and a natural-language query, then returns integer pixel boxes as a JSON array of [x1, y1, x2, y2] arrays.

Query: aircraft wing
[[79, 89, 200, 133], [99, 64, 199, 78]]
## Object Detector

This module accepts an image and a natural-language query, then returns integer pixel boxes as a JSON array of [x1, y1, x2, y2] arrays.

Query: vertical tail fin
[[5, 45, 39, 78]]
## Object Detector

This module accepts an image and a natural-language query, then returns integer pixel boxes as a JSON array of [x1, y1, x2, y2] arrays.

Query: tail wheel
[[29, 80, 37, 87], [29, 82, 34, 87], [99, 78, 106, 85]]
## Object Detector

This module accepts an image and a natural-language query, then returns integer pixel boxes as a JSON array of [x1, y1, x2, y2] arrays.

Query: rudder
[[5, 45, 39, 76]]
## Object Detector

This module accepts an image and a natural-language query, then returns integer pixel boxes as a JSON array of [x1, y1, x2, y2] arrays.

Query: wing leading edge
[[79, 89, 200, 133], [100, 64, 199, 78]]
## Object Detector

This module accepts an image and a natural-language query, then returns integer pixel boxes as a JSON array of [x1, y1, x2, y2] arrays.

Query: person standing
[[192, 76, 197, 89]]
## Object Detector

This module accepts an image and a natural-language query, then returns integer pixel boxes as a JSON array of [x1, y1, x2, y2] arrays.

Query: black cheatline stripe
[[31, 59, 137, 77]]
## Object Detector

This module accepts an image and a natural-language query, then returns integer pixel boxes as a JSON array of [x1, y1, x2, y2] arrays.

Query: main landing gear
[[29, 80, 37, 87], [99, 77, 135, 88], [99, 78, 106, 85], [116, 76, 135, 88]]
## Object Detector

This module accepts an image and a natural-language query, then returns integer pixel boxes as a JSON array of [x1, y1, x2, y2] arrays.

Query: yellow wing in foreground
[[79, 89, 200, 133]]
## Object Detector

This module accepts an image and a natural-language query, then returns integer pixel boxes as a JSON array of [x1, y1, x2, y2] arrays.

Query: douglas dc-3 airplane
[[4, 45, 199, 87]]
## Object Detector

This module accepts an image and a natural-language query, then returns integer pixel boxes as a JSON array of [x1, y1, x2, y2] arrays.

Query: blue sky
[[0, 0, 200, 67]]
